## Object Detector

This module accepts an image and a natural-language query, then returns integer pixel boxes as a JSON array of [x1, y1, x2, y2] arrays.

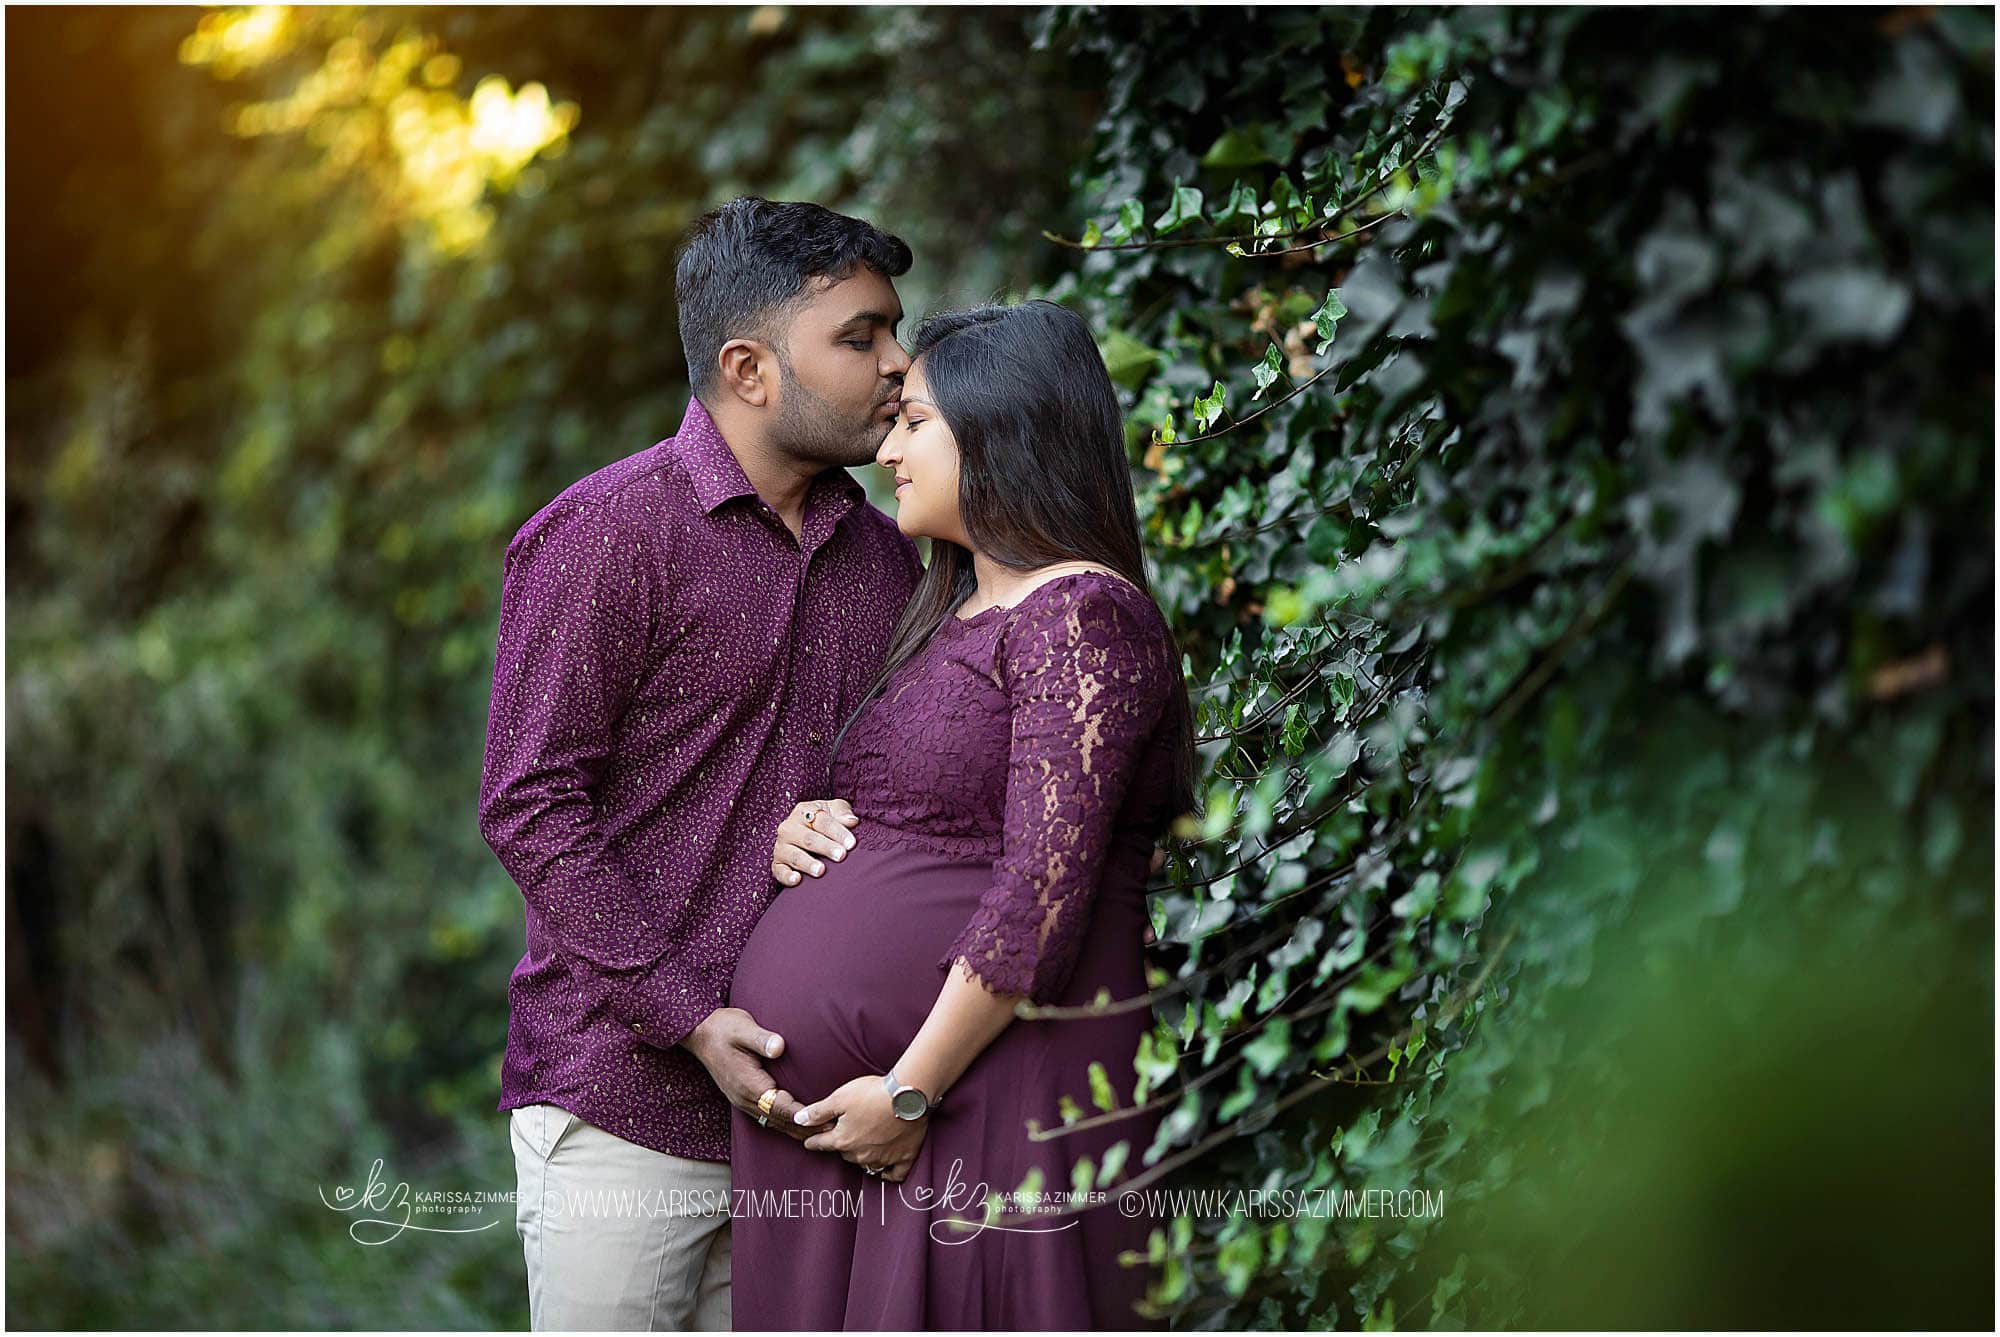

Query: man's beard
[[770, 360, 888, 468]]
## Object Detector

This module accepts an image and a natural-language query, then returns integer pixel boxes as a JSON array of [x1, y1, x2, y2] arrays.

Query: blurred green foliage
[[6, 6, 1091, 1326], [5, 4, 1994, 1331], [1028, 4, 1992, 1327]]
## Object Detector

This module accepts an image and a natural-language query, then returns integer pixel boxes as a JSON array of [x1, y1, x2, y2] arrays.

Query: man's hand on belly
[[683, 1007, 832, 1140]]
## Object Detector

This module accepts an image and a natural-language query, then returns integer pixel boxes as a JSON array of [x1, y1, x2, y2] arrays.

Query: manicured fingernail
[[843, 835, 855, 848], [831, 848, 843, 860]]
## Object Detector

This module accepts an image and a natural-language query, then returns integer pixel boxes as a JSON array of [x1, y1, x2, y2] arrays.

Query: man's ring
[[756, 1088, 779, 1118]]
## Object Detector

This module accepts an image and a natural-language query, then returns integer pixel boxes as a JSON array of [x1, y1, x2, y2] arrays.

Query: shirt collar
[[673, 395, 867, 517]]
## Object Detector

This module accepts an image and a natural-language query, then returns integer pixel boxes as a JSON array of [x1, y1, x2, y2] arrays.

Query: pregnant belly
[[727, 818, 994, 1102]]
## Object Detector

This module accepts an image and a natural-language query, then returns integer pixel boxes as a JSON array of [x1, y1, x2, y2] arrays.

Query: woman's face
[[875, 359, 966, 544]]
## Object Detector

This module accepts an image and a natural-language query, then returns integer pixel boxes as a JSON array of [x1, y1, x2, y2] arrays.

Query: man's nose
[[882, 341, 912, 377]]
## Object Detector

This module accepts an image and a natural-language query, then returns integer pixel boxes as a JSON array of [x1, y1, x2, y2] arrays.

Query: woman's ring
[[803, 806, 821, 827]]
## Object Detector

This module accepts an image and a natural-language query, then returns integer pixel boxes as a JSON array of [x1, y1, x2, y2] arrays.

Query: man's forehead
[[801, 269, 903, 321]]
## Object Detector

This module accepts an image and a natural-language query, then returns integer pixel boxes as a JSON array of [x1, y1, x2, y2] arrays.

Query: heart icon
[[335, 1186, 354, 1202]]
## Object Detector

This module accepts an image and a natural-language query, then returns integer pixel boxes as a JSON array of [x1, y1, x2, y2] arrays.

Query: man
[[477, 197, 921, 1330]]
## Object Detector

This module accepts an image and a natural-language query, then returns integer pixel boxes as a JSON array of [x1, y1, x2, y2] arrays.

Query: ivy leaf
[[1080, 218, 1102, 248], [1153, 183, 1206, 236], [1219, 1231, 1262, 1297], [1311, 290, 1349, 354], [1214, 179, 1259, 231], [1280, 702, 1309, 755], [1252, 342, 1285, 397], [1096, 1139, 1130, 1188], [1176, 496, 1204, 543], [1192, 379, 1227, 432], [1265, 173, 1301, 219], [1104, 198, 1145, 244], [1390, 870, 1439, 918], [1217, 1064, 1260, 1121], [1015, 1164, 1045, 1203], [1781, 265, 1914, 345], [1100, 329, 1162, 389], [1071, 1157, 1096, 1201], [1088, 1059, 1117, 1113], [1243, 1015, 1293, 1076], [1202, 122, 1290, 168], [1133, 1027, 1177, 1102]]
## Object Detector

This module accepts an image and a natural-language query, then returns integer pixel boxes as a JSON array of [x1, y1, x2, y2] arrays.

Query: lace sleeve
[[938, 580, 1174, 1003]]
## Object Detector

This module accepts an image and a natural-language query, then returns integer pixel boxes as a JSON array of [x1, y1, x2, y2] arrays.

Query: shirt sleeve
[[938, 581, 1175, 1003], [477, 500, 723, 1049]]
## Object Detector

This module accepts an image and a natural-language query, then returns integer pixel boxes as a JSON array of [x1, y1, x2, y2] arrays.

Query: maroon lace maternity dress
[[727, 571, 1179, 1330]]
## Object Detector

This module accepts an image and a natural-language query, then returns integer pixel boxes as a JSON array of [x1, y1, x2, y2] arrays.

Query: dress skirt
[[726, 816, 1166, 1330]]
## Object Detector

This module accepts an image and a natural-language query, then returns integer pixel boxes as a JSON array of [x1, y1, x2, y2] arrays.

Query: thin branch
[[1231, 206, 1405, 259], [963, 925, 1516, 1229], [1160, 363, 1337, 449], [1158, 407, 1444, 547], [1035, 766, 1431, 1039], [1194, 667, 1319, 743], [1042, 113, 1457, 254], [1025, 934, 1401, 1143]]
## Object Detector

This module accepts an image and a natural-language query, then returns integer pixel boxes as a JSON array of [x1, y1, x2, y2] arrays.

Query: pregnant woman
[[726, 299, 1197, 1330]]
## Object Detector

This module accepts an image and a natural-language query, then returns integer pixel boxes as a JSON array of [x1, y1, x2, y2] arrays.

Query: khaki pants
[[509, 1103, 731, 1331]]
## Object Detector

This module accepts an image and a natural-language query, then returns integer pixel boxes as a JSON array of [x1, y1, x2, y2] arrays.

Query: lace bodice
[[828, 571, 1181, 1002]]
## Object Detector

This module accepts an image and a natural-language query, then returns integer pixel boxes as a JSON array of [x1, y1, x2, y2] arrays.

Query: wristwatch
[[882, 1070, 940, 1121]]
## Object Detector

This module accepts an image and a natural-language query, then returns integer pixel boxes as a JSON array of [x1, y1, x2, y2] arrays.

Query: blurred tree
[[5, 6, 1095, 1326]]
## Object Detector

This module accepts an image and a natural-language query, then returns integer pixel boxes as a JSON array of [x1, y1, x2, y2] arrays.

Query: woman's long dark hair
[[830, 299, 1199, 826]]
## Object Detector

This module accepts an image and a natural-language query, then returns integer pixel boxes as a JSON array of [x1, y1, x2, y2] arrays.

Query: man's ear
[[716, 338, 777, 409]]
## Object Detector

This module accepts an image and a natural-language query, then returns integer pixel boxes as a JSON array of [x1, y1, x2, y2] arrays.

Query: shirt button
[[809, 729, 822, 743]]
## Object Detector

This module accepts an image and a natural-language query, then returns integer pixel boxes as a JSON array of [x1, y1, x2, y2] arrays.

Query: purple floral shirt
[[478, 396, 922, 1162]]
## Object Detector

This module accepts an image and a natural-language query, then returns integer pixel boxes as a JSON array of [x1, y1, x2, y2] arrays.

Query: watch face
[[890, 1087, 929, 1120]]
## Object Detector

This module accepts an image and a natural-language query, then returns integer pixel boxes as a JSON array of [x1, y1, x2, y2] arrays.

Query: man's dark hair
[[672, 197, 913, 397]]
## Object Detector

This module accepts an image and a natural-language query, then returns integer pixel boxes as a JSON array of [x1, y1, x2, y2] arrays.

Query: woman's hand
[[771, 798, 859, 887], [795, 1074, 928, 1181]]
